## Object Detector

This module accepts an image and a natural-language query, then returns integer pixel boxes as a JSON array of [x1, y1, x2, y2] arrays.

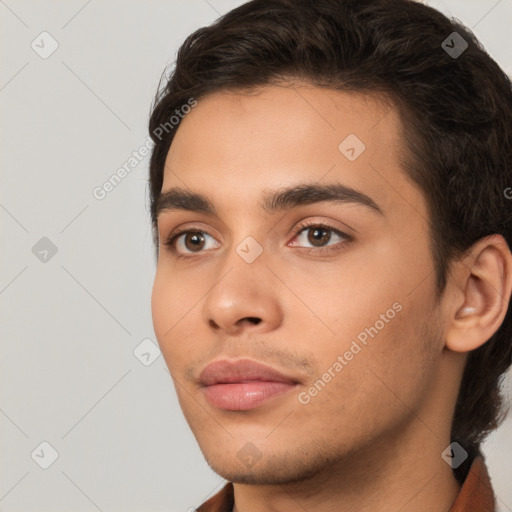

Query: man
[[147, 0, 512, 510]]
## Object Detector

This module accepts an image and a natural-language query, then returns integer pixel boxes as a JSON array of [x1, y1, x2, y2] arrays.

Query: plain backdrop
[[1, 1, 512, 511]]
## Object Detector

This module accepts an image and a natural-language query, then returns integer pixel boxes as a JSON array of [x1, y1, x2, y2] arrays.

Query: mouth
[[201, 381, 299, 410], [199, 359, 301, 411]]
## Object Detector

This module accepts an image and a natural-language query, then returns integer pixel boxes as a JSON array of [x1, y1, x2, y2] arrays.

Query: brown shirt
[[196, 456, 495, 512]]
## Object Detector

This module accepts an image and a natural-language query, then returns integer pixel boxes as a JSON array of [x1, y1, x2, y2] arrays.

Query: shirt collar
[[448, 456, 495, 511], [196, 456, 495, 512]]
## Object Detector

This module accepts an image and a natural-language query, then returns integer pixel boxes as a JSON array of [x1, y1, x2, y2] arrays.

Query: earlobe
[[445, 235, 512, 353]]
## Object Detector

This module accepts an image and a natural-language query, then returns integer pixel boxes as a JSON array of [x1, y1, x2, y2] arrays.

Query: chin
[[200, 444, 341, 486]]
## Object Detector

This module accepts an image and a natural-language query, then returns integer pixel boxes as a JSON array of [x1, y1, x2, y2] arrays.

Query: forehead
[[160, 83, 422, 222]]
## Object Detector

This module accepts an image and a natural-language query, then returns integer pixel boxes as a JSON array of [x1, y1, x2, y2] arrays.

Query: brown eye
[[291, 223, 349, 250], [163, 229, 220, 257], [307, 227, 332, 247], [183, 232, 206, 252]]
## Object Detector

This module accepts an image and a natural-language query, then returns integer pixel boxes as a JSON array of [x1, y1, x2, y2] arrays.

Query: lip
[[199, 359, 300, 386], [199, 359, 300, 411]]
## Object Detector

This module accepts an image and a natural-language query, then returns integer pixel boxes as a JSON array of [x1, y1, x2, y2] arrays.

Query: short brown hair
[[147, 0, 512, 483]]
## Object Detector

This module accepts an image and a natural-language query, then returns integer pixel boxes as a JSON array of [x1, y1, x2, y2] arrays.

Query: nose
[[201, 258, 283, 336]]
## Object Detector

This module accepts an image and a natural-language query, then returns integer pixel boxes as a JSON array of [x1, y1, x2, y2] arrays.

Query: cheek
[[150, 267, 197, 371], [287, 258, 400, 345], [338, 284, 439, 418], [150, 270, 171, 343], [292, 248, 436, 404], [296, 309, 435, 441], [151, 262, 204, 333]]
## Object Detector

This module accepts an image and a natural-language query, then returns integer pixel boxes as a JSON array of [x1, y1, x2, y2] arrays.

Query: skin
[[151, 82, 512, 512]]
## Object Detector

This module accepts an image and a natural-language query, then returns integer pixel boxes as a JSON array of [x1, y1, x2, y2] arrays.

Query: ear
[[445, 234, 512, 353]]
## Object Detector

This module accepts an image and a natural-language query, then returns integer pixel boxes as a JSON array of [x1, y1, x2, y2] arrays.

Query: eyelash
[[162, 220, 353, 259]]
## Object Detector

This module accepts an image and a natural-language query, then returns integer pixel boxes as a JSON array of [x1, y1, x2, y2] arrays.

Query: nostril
[[245, 317, 261, 325]]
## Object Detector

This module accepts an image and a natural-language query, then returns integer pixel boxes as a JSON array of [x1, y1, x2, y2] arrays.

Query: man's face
[[151, 83, 448, 484]]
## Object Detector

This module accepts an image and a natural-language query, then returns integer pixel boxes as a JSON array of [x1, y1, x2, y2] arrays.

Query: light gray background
[[1, 1, 511, 511]]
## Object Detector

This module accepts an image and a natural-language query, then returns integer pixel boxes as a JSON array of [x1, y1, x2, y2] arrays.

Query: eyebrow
[[154, 182, 384, 220]]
